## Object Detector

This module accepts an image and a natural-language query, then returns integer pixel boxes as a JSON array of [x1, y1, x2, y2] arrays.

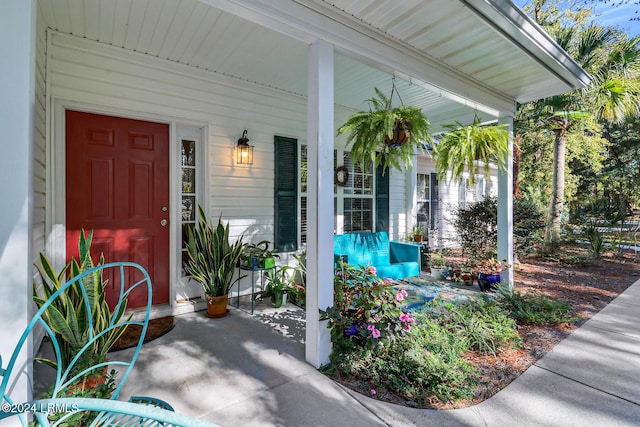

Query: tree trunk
[[545, 125, 567, 245]]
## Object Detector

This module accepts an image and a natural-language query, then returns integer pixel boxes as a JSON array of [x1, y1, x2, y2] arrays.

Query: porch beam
[[497, 115, 514, 288], [0, 0, 36, 414], [305, 39, 334, 368]]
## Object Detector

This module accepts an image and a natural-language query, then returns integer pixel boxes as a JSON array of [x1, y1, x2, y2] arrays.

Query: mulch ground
[[440, 244, 640, 409]]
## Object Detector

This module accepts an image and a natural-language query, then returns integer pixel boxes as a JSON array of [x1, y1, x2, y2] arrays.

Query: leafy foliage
[[434, 119, 509, 185], [337, 87, 433, 174], [185, 205, 246, 297], [320, 263, 416, 351], [33, 230, 130, 376], [436, 300, 521, 356], [452, 198, 498, 259], [498, 285, 579, 325]]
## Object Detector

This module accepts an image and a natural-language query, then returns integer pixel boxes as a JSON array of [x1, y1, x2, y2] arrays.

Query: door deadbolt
[[160, 219, 168, 226], [161, 206, 168, 212]]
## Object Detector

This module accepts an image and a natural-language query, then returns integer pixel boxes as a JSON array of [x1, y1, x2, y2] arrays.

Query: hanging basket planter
[[385, 118, 413, 146], [337, 83, 433, 174], [434, 117, 509, 184]]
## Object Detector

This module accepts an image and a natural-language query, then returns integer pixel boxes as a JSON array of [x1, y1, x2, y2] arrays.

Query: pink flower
[[401, 289, 408, 297], [372, 328, 381, 338], [395, 292, 404, 302], [399, 313, 408, 322], [367, 266, 377, 276], [370, 389, 377, 395], [405, 323, 412, 332], [367, 324, 375, 331], [383, 278, 394, 284]]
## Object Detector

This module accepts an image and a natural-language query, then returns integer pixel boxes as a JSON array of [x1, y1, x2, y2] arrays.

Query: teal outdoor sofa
[[334, 232, 422, 280]]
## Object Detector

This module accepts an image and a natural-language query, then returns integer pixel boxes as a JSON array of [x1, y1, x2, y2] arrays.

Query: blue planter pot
[[477, 273, 501, 292]]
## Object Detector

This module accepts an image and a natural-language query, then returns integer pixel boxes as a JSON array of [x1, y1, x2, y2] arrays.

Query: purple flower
[[346, 323, 358, 337], [370, 389, 377, 395]]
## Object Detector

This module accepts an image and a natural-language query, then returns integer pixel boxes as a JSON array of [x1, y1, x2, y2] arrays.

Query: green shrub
[[435, 299, 521, 355], [498, 286, 578, 325], [452, 198, 498, 259], [324, 319, 478, 404]]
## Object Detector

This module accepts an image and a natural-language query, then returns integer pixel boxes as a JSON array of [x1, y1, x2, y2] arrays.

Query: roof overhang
[[40, 0, 590, 128]]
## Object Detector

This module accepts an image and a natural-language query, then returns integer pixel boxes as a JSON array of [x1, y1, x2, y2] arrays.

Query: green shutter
[[274, 136, 298, 252], [375, 163, 389, 232]]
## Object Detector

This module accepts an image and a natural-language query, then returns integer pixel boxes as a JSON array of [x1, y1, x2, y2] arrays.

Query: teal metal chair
[[0, 262, 217, 426]]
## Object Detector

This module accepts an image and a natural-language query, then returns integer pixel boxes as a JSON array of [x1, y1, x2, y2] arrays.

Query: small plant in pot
[[451, 260, 478, 286], [429, 250, 450, 280], [264, 268, 291, 308], [411, 224, 424, 243], [243, 240, 279, 269], [185, 205, 246, 318], [33, 229, 127, 406], [476, 258, 509, 292]]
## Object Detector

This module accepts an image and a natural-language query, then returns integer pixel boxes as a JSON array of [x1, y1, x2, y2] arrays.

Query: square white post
[[305, 39, 334, 368], [497, 115, 514, 289], [0, 0, 36, 418]]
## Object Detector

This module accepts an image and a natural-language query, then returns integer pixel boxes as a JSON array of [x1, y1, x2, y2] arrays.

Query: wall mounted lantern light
[[236, 130, 253, 165]]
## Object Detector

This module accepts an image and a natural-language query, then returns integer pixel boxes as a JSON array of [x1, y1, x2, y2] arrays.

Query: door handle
[[160, 219, 168, 227]]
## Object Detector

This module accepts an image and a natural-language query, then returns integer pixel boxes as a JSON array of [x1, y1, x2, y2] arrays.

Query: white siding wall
[[34, 4, 48, 258], [48, 31, 308, 243]]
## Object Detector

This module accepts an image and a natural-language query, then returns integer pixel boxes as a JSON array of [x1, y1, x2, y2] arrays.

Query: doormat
[[109, 316, 175, 352]]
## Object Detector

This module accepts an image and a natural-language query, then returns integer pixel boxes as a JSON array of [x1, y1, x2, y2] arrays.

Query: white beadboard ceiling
[[38, 0, 589, 129]]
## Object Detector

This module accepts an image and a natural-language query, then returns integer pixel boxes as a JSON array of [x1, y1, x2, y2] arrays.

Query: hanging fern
[[434, 119, 509, 184], [337, 88, 433, 174]]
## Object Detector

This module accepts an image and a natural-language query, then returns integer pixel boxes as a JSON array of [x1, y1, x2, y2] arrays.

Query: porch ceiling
[[38, 0, 589, 129]]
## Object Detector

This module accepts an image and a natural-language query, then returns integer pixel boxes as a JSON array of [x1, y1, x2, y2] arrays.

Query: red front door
[[66, 111, 170, 308]]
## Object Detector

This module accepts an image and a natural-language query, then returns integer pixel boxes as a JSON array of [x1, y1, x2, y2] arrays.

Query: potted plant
[[264, 268, 290, 308], [243, 240, 279, 269], [476, 258, 509, 292], [411, 224, 424, 243], [434, 117, 509, 185], [451, 260, 478, 286], [429, 250, 449, 280], [280, 251, 306, 308], [337, 87, 433, 174], [33, 229, 127, 396], [185, 205, 246, 317]]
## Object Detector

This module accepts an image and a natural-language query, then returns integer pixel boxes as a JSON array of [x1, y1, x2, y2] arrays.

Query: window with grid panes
[[298, 145, 374, 242], [342, 152, 373, 232]]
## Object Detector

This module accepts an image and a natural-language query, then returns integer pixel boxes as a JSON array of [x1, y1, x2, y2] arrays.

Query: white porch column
[[0, 0, 36, 418], [406, 158, 418, 239], [305, 39, 334, 368], [497, 115, 514, 289]]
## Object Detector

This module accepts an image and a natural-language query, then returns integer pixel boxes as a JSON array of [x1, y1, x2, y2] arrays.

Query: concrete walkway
[[118, 277, 640, 426]]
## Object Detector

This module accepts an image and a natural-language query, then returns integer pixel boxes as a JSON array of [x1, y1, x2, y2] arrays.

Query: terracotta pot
[[205, 294, 229, 318], [66, 366, 109, 396], [413, 235, 423, 243]]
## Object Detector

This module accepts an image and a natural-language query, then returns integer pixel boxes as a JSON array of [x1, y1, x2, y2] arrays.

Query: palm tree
[[530, 25, 640, 244]]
